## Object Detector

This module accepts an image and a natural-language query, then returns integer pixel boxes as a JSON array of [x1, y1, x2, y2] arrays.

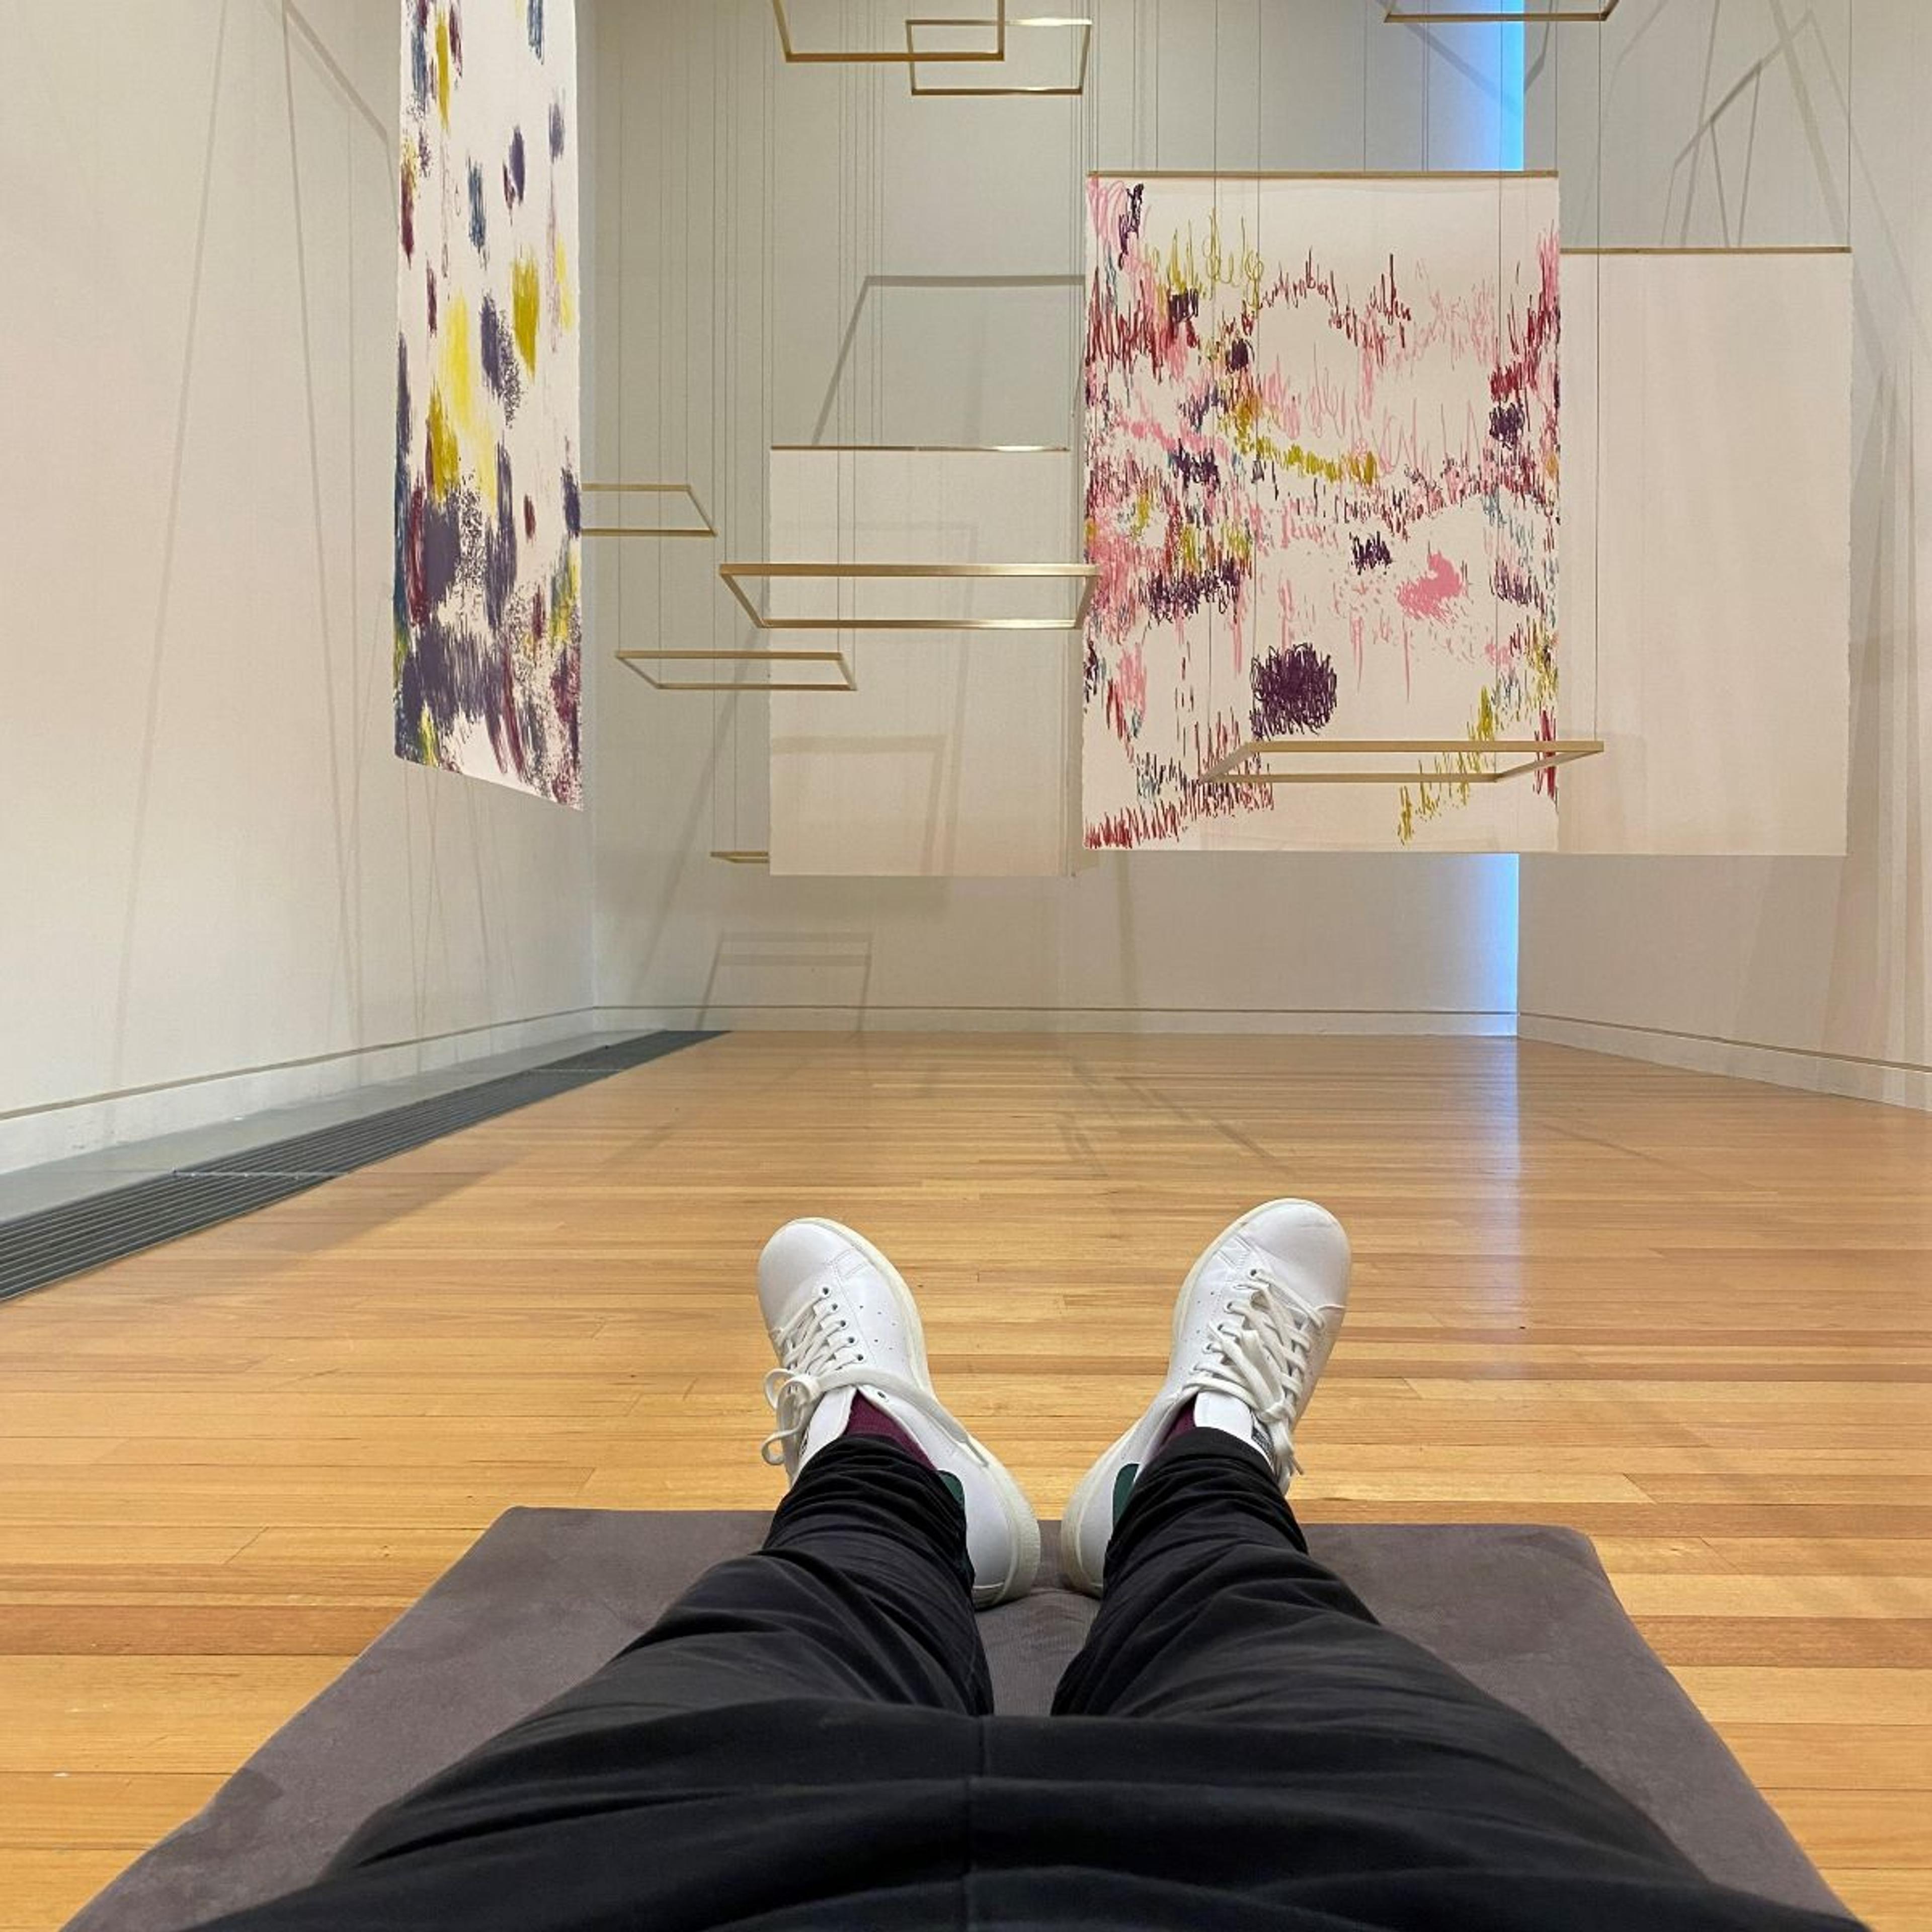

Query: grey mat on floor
[[68, 1513, 1841, 1931]]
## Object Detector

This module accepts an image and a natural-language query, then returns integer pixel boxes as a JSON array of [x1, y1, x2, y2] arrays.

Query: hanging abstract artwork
[[1082, 175, 1561, 850], [393, 0, 582, 806]]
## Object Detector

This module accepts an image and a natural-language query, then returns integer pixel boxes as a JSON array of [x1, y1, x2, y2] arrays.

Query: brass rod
[[772, 0, 1005, 62], [1562, 245, 1850, 256], [1089, 169, 1559, 181]]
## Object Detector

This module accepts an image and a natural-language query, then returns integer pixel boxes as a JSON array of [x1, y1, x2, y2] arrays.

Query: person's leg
[[1051, 1202, 1861, 1927], [185, 1219, 1038, 1931], [325, 1429, 988, 1873]]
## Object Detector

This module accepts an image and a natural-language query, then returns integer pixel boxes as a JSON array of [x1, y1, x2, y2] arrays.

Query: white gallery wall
[[0, 0, 595, 1171], [582, 0, 1538, 1032], [1518, 0, 1930, 1111]]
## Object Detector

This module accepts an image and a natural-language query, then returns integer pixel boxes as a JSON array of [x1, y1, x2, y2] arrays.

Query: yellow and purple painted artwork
[[393, 0, 581, 806], [1081, 175, 1561, 851]]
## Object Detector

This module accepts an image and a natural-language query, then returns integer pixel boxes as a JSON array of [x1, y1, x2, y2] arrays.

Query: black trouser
[[197, 1433, 1860, 1931]]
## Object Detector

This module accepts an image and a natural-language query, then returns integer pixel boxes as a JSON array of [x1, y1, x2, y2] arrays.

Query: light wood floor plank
[[2, 1034, 1928, 1929]]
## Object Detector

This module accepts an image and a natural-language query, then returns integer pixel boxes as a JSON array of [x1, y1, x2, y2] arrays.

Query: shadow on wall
[[699, 933, 876, 1026], [806, 274, 1081, 446]]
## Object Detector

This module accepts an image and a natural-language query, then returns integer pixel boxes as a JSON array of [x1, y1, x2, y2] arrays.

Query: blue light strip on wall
[[1499, 3, 1525, 171], [1490, 1, 1525, 1017]]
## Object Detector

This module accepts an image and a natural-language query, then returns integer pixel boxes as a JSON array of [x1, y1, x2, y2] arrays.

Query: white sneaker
[[757, 1217, 1041, 1609], [1061, 1199, 1351, 1597]]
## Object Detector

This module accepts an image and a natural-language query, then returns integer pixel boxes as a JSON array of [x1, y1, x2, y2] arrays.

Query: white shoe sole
[[1061, 1200, 1342, 1597], [792, 1218, 1041, 1609]]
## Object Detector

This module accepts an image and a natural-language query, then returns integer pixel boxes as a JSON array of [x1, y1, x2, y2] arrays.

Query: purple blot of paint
[[1250, 643, 1338, 739]]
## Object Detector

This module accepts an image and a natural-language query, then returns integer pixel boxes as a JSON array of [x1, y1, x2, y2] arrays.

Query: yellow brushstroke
[[435, 294, 497, 509], [1161, 211, 1264, 313], [426, 384, 459, 500], [512, 253, 540, 370], [553, 233, 576, 332], [435, 8, 451, 125], [550, 547, 580, 642], [417, 704, 438, 764]]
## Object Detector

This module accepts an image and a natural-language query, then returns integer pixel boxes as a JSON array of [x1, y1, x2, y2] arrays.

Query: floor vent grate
[[0, 1032, 721, 1303]]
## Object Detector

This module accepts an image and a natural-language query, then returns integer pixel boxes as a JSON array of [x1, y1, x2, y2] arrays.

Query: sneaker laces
[[759, 1287, 968, 1470], [1185, 1264, 1326, 1476]]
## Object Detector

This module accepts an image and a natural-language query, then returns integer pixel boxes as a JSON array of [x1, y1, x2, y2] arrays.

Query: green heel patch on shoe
[[1111, 1464, 1139, 1527], [939, 1471, 966, 1509]]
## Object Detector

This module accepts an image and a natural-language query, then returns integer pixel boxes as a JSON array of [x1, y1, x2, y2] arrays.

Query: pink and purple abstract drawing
[[393, 0, 582, 806], [1081, 175, 1561, 850]]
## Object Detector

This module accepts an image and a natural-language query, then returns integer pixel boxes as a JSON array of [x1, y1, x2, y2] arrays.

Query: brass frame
[[1385, 0, 1619, 20], [1563, 245, 1851, 256], [615, 647, 856, 693], [717, 561, 1098, 632], [710, 849, 771, 864], [1197, 738, 1606, 787], [582, 482, 715, 539], [770, 443, 1070, 452], [771, 0, 1003, 63], [906, 14, 1092, 96], [1089, 168, 1559, 181]]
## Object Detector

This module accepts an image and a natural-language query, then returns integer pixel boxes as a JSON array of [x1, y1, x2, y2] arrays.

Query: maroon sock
[[1159, 1396, 1199, 1445], [843, 1392, 934, 1468]]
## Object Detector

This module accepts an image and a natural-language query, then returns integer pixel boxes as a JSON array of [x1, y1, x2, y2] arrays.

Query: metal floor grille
[[0, 1031, 719, 1304]]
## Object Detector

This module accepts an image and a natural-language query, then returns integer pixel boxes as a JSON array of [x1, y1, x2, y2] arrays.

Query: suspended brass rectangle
[[906, 15, 1092, 96], [615, 647, 855, 693], [1197, 738, 1605, 787], [1562, 245, 1851, 256], [582, 482, 716, 539], [1088, 169, 1559, 181], [1385, 0, 1619, 20], [717, 561, 1098, 632], [772, 0, 1003, 63], [770, 443, 1071, 452]]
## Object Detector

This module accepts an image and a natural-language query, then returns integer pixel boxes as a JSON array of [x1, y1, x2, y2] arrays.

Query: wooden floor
[[2, 1034, 1929, 1929]]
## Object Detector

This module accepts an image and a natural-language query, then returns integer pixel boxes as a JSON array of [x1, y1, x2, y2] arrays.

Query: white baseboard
[[1517, 1012, 1932, 1112], [0, 1009, 599, 1177], [597, 1004, 1515, 1037]]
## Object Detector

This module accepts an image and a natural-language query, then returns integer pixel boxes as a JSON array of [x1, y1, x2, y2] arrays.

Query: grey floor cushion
[[68, 1513, 1842, 1930]]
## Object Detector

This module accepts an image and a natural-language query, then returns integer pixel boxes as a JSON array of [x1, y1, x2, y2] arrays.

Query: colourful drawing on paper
[[1081, 176, 1561, 850], [394, 0, 582, 806]]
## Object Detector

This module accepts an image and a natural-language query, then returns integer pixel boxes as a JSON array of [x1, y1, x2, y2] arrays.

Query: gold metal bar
[[617, 649, 848, 662], [772, 0, 1004, 63], [1089, 169, 1560, 181], [906, 15, 1092, 96], [1385, 0, 1619, 20], [727, 562, 1095, 578], [717, 561, 1099, 633], [1244, 738, 1566, 754], [614, 648, 856, 693], [579, 481, 716, 538], [1197, 737, 1605, 787], [1562, 245, 1852, 256], [710, 850, 771, 865]]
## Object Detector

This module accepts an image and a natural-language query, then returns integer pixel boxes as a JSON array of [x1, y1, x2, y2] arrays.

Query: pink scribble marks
[[1395, 549, 1468, 622], [1081, 175, 1561, 848]]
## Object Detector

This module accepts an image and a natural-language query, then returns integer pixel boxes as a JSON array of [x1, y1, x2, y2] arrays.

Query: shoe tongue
[[801, 1385, 856, 1461]]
